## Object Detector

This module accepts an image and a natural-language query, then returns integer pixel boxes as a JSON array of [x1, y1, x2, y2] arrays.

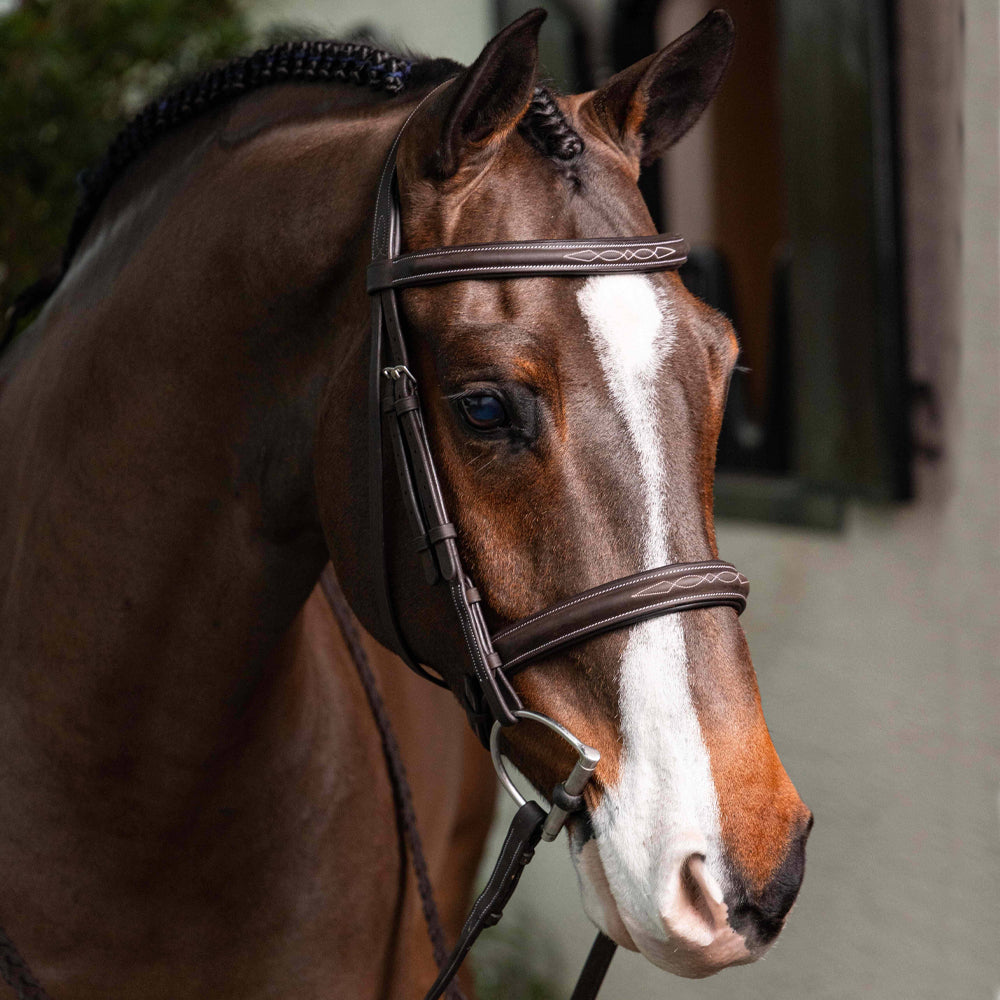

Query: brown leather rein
[[362, 88, 750, 1000]]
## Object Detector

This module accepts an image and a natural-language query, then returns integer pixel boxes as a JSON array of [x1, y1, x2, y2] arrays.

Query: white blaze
[[575, 274, 724, 946]]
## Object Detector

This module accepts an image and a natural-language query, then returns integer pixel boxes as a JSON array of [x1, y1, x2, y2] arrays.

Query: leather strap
[[494, 560, 748, 673], [422, 800, 546, 1000], [420, 809, 618, 1000], [368, 84, 459, 693], [324, 567, 608, 1000], [569, 934, 618, 1000], [367, 234, 688, 291], [320, 567, 465, 1000], [369, 86, 523, 732]]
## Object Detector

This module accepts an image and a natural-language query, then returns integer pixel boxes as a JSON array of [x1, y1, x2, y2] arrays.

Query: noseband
[[362, 90, 750, 1000]]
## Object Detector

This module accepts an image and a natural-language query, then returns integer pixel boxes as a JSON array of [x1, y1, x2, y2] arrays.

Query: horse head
[[319, 8, 811, 980]]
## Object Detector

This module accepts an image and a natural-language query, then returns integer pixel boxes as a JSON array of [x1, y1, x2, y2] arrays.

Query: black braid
[[62, 41, 434, 275], [4, 51, 585, 347], [518, 85, 584, 176], [1, 40, 462, 348]]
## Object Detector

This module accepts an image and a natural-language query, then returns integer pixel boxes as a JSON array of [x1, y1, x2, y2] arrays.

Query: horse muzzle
[[571, 813, 812, 979]]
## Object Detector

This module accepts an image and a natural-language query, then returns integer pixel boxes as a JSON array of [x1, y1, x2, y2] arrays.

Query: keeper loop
[[427, 522, 457, 544], [393, 395, 420, 415]]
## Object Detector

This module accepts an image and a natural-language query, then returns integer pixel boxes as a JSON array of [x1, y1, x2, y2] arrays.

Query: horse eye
[[458, 392, 510, 431]]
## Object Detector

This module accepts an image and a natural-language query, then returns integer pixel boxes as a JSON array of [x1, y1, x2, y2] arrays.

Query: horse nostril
[[684, 855, 727, 924], [730, 817, 811, 948], [661, 853, 731, 949]]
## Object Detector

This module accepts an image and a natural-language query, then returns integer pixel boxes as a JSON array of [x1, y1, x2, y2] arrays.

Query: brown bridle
[[367, 92, 748, 738], [362, 90, 750, 1000], [0, 89, 752, 1000]]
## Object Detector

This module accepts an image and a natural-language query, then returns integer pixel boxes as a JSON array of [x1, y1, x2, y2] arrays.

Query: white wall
[[248, 0, 491, 65]]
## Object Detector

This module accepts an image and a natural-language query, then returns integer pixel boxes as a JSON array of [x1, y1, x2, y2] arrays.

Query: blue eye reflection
[[459, 392, 509, 431]]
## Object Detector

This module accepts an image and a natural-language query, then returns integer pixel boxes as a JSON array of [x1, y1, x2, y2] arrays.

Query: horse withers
[[0, 8, 810, 998]]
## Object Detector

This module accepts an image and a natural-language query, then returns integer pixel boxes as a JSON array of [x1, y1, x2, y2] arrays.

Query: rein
[[320, 566, 613, 1000], [362, 86, 750, 1000], [319, 568, 466, 1000]]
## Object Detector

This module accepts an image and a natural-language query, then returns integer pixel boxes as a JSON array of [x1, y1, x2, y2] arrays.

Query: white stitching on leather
[[494, 562, 735, 639], [390, 237, 686, 261], [564, 246, 681, 263], [633, 569, 746, 599], [465, 817, 523, 931], [449, 579, 491, 692], [502, 591, 745, 669]]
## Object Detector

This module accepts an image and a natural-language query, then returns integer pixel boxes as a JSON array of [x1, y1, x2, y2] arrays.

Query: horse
[[0, 8, 812, 998]]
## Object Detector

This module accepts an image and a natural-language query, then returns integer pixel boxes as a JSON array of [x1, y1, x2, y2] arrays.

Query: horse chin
[[570, 835, 760, 979], [572, 836, 640, 951]]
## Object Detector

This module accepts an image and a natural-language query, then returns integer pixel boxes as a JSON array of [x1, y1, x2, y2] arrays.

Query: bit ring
[[490, 710, 600, 841]]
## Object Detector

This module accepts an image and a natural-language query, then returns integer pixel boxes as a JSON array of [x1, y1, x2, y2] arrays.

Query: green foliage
[[0, 0, 252, 321]]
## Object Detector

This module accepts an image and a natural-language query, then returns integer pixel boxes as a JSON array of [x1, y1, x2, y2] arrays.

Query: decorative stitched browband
[[366, 234, 688, 290], [367, 92, 749, 743]]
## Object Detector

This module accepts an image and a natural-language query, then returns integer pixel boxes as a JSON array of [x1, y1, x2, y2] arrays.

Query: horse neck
[[0, 84, 410, 818]]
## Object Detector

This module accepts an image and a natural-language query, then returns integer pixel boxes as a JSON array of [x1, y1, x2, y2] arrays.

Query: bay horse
[[0, 8, 811, 998]]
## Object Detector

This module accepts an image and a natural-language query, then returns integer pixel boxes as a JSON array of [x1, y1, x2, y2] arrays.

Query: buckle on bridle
[[490, 710, 600, 842], [382, 364, 414, 382]]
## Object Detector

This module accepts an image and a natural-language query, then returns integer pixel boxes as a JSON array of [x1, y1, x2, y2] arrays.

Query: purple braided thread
[[320, 568, 467, 1000]]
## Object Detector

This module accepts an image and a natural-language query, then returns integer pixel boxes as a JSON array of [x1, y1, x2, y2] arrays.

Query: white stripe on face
[[575, 274, 724, 944]]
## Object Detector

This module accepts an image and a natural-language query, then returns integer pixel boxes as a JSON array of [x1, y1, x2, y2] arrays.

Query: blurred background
[[1, 0, 996, 997]]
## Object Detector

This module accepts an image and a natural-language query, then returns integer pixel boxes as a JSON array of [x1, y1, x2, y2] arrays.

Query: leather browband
[[366, 234, 688, 291]]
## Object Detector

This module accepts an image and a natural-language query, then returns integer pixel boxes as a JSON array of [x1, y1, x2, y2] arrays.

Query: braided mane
[[63, 41, 456, 276], [4, 39, 583, 345]]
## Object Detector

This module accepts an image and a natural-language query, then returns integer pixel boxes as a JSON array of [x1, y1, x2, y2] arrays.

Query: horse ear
[[585, 9, 734, 167], [433, 9, 546, 178]]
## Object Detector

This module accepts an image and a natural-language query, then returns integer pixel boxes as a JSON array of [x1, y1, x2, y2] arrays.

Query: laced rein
[[320, 568, 617, 1000], [319, 569, 466, 1000]]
